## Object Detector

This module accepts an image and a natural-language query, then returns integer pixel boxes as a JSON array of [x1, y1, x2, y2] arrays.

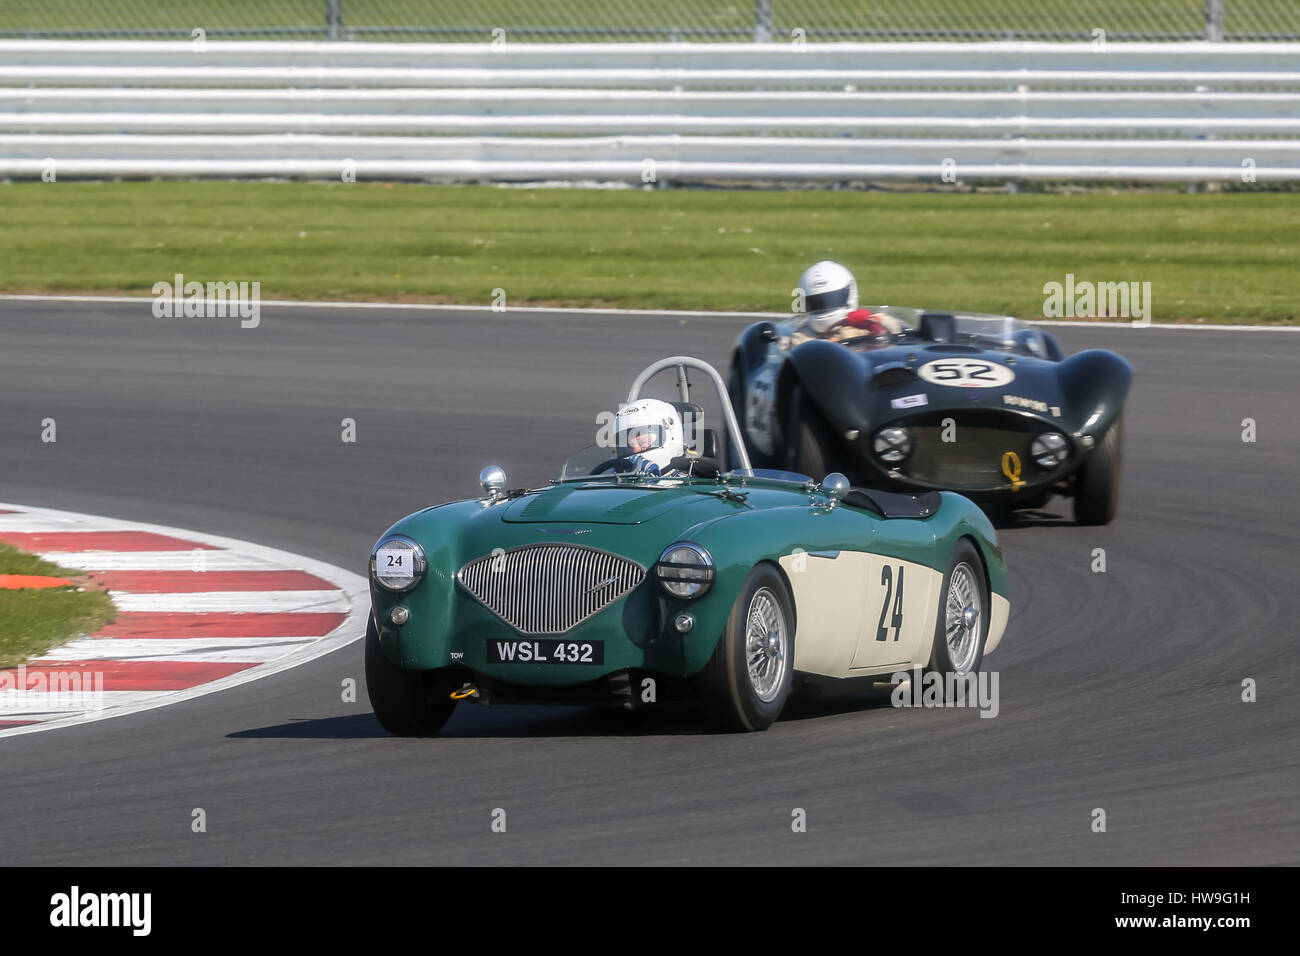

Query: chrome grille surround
[[456, 543, 646, 636]]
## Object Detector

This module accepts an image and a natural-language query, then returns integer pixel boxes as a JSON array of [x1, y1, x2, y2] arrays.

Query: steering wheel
[[590, 456, 637, 476]]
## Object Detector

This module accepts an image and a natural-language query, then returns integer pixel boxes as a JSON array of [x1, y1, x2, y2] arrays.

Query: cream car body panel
[[779, 549, 868, 678], [850, 560, 942, 673], [985, 592, 1011, 655], [778, 551, 943, 679]]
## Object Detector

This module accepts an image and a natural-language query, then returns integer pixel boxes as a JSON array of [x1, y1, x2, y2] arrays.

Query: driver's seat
[[671, 401, 711, 456]]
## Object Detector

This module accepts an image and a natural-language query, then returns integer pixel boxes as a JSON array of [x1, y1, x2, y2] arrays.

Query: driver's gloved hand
[[628, 455, 662, 476]]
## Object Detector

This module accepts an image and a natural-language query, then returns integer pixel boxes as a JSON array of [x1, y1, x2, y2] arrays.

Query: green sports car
[[366, 357, 1010, 734]]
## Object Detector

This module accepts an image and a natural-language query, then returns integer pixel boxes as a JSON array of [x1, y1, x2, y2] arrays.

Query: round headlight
[[655, 543, 715, 600], [370, 535, 427, 592], [1030, 432, 1068, 469], [873, 426, 912, 463]]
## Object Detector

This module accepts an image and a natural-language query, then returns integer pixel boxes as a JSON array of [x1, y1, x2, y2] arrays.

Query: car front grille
[[886, 410, 1066, 491], [456, 544, 646, 636]]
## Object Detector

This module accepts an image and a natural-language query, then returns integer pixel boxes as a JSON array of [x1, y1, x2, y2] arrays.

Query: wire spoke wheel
[[699, 564, 795, 732], [944, 561, 983, 674], [744, 586, 788, 703]]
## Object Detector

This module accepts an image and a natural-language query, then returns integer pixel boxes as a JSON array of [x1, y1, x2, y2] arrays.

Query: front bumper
[[370, 578, 730, 686], [854, 409, 1079, 496]]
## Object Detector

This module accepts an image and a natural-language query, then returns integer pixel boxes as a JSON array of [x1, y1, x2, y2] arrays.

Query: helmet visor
[[617, 424, 664, 457], [805, 286, 852, 314]]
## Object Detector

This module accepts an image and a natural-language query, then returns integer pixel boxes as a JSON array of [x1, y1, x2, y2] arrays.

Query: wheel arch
[[955, 532, 993, 603], [757, 556, 799, 638], [783, 339, 872, 434], [1057, 348, 1133, 439], [952, 531, 1009, 657]]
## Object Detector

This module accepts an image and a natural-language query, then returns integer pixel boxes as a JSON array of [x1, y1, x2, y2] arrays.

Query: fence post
[[327, 0, 343, 41], [754, 0, 773, 42], [1205, 0, 1223, 41]]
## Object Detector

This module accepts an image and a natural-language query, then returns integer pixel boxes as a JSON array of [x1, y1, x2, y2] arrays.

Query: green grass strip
[[1, 181, 1295, 324]]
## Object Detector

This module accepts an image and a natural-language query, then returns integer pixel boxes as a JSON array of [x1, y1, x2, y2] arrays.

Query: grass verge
[[2, 1, 1294, 38], [0, 545, 116, 669], [1, 181, 1295, 324]]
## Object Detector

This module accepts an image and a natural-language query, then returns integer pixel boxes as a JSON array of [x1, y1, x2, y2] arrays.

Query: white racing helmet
[[614, 399, 684, 473], [797, 260, 859, 333]]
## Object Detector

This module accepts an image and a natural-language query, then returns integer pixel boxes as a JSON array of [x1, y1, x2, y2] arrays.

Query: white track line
[[35, 637, 318, 664], [0, 691, 172, 719], [38, 550, 281, 571], [0, 501, 368, 739], [108, 589, 351, 614], [0, 515, 109, 532], [0, 293, 1294, 330]]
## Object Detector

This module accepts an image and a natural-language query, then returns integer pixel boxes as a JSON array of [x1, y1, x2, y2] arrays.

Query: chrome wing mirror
[[821, 472, 849, 508], [480, 465, 507, 500]]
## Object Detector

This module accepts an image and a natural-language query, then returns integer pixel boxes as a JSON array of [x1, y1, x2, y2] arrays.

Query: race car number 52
[[488, 640, 605, 664], [917, 358, 1015, 388]]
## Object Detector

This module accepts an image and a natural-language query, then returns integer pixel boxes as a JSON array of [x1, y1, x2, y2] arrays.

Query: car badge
[[585, 576, 618, 594], [538, 527, 591, 535]]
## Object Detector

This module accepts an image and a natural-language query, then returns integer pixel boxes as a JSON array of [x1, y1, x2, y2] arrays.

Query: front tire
[[697, 564, 795, 732], [365, 615, 457, 737], [1073, 414, 1123, 525], [924, 539, 989, 695]]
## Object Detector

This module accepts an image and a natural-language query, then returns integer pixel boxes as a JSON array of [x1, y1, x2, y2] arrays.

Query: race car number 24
[[876, 564, 905, 641]]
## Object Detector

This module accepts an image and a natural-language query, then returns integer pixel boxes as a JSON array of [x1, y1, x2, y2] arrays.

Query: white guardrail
[[1, 39, 1298, 182]]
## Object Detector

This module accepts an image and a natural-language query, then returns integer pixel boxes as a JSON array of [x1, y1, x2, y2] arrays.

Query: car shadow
[[229, 685, 899, 740], [986, 506, 1074, 530], [441, 702, 712, 738], [228, 714, 392, 739], [780, 679, 898, 721], [227, 703, 712, 740]]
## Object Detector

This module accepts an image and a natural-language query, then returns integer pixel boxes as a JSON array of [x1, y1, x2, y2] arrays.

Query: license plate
[[487, 639, 604, 665]]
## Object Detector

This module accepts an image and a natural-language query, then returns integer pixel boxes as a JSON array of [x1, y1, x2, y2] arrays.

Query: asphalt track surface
[[0, 299, 1295, 866]]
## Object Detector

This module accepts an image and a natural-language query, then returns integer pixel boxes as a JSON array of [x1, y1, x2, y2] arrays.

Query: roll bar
[[626, 356, 753, 476]]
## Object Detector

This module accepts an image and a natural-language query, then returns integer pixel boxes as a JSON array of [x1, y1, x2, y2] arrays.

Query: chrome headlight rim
[[873, 425, 913, 463], [1030, 431, 1069, 469], [369, 534, 428, 593], [655, 542, 716, 601]]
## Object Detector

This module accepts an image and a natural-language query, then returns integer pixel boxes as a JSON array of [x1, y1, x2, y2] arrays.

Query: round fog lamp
[[873, 426, 912, 463], [674, 612, 695, 634], [1030, 432, 1068, 469]]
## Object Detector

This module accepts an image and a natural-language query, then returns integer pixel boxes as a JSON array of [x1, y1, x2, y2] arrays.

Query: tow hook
[[450, 684, 479, 700]]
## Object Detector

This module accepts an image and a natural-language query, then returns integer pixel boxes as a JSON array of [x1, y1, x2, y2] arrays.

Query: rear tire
[[697, 564, 795, 732], [924, 539, 989, 697], [365, 615, 457, 737], [784, 384, 833, 480], [1073, 415, 1123, 526]]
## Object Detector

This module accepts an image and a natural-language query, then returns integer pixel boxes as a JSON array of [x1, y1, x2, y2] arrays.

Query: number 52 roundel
[[917, 358, 1015, 388]]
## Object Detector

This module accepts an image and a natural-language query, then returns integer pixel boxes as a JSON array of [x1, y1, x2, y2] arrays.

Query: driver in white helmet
[[613, 399, 687, 477], [793, 259, 902, 344]]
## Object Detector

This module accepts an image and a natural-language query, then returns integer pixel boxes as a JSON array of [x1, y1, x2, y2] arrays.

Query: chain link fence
[[2, 2, 1299, 42]]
